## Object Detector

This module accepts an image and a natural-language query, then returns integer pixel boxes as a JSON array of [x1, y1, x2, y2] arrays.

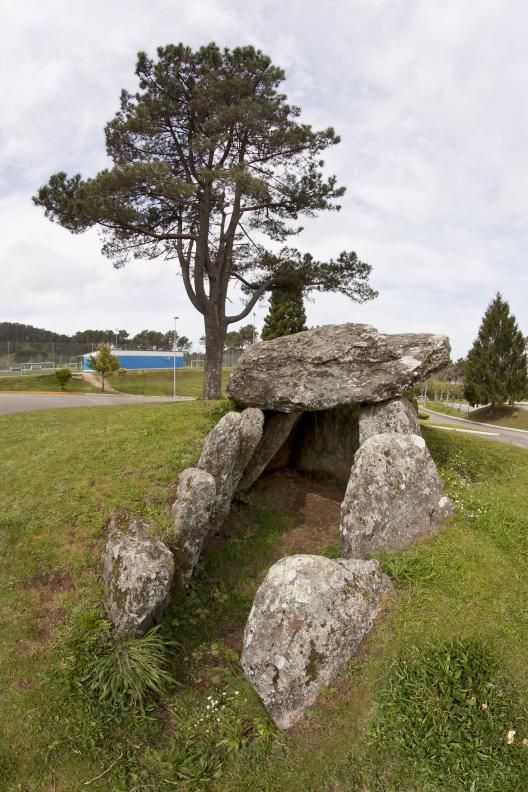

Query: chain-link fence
[[0, 341, 95, 373], [183, 350, 243, 368], [0, 342, 244, 373]]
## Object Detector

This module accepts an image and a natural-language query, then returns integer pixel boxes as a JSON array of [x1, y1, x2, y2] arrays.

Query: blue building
[[82, 349, 185, 372]]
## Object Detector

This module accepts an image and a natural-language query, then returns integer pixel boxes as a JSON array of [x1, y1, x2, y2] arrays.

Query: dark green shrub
[[55, 367, 72, 390]]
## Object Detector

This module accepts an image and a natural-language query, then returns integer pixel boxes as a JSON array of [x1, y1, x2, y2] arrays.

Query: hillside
[[1, 405, 528, 790]]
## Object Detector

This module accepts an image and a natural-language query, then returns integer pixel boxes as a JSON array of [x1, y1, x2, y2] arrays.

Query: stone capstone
[[198, 407, 264, 528], [227, 324, 450, 412], [170, 468, 217, 587], [102, 515, 175, 635], [241, 554, 392, 730], [358, 397, 420, 447], [237, 411, 301, 492], [340, 433, 455, 559]]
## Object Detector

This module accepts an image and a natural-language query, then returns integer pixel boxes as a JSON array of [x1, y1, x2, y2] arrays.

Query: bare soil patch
[[250, 468, 344, 555]]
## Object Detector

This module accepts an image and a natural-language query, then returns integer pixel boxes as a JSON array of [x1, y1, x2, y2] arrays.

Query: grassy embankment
[[1, 402, 528, 790], [0, 373, 98, 393], [469, 404, 528, 430], [107, 367, 231, 398], [427, 400, 528, 431]]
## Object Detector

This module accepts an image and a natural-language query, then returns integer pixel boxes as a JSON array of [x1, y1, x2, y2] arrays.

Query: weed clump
[[369, 639, 528, 790], [59, 607, 174, 711]]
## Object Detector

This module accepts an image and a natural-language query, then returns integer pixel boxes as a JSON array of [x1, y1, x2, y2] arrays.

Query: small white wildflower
[[507, 730, 516, 745], [481, 702, 488, 710]]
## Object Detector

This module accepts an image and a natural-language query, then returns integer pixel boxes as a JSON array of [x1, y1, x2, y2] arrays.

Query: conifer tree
[[261, 288, 307, 340], [464, 293, 527, 407]]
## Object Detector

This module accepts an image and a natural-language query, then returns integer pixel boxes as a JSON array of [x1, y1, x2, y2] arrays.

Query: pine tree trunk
[[202, 317, 226, 400]]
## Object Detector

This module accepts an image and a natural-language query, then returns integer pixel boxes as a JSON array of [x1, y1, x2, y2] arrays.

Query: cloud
[[1, 0, 528, 356]]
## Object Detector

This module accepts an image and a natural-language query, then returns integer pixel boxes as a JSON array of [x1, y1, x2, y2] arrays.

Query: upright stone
[[228, 324, 450, 412], [170, 468, 216, 586], [359, 397, 420, 446], [340, 433, 455, 559], [237, 412, 301, 492], [198, 408, 264, 528], [241, 555, 392, 730], [102, 515, 175, 635]]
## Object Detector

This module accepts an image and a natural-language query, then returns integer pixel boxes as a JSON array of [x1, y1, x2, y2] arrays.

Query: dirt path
[[78, 371, 120, 393]]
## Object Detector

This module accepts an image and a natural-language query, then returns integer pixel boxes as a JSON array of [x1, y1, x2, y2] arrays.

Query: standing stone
[[241, 554, 392, 730], [228, 324, 450, 411], [170, 468, 216, 587], [359, 397, 420, 446], [237, 412, 301, 492], [340, 433, 455, 559], [235, 407, 265, 483], [198, 408, 264, 528], [102, 515, 175, 635]]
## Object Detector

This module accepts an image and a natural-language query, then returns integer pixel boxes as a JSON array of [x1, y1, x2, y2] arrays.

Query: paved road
[[424, 408, 528, 450], [0, 392, 194, 415]]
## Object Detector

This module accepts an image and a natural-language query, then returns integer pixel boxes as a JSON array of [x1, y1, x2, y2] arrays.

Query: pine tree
[[261, 289, 308, 340], [464, 293, 527, 407], [33, 43, 377, 399]]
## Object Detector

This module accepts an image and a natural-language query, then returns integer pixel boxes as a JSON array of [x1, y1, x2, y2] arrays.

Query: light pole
[[173, 316, 179, 399]]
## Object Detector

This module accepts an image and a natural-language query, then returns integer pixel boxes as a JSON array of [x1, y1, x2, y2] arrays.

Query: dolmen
[[102, 323, 454, 729]]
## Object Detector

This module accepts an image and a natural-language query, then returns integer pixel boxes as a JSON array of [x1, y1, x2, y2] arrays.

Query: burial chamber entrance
[[261, 404, 361, 487]]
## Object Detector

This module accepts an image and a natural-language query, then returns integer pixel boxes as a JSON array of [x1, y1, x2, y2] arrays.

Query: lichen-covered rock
[[237, 412, 301, 492], [102, 515, 175, 635], [228, 324, 450, 412], [235, 407, 265, 483], [170, 468, 216, 587], [293, 404, 360, 484], [340, 433, 455, 558], [359, 397, 420, 446], [241, 554, 392, 730], [197, 408, 263, 529]]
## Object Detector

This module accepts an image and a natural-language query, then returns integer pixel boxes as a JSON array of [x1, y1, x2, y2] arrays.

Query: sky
[[2, 0, 528, 357]]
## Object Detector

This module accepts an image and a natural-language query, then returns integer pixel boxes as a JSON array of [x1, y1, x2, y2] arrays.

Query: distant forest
[[0, 323, 190, 351]]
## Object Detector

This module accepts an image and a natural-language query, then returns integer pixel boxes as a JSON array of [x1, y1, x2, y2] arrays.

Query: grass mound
[[370, 639, 528, 790], [108, 367, 231, 398], [1, 404, 528, 789], [469, 404, 528, 430], [0, 372, 98, 392]]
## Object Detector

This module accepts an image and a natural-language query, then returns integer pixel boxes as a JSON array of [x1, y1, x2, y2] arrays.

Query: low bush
[[54, 367, 72, 390]]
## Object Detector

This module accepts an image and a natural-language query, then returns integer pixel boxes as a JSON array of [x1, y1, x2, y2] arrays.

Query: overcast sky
[[2, 0, 527, 356]]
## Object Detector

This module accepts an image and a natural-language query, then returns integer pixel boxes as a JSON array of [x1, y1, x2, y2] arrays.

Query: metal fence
[[0, 341, 244, 373], [0, 341, 93, 373]]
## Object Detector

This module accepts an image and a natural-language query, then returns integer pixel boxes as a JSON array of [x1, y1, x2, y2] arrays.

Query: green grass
[[1, 404, 528, 789], [425, 400, 468, 417], [0, 373, 98, 392], [469, 404, 528, 430], [108, 367, 231, 398]]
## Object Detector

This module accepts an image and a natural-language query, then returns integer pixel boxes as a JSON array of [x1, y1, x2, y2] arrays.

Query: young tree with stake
[[34, 43, 376, 398], [88, 344, 120, 392]]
